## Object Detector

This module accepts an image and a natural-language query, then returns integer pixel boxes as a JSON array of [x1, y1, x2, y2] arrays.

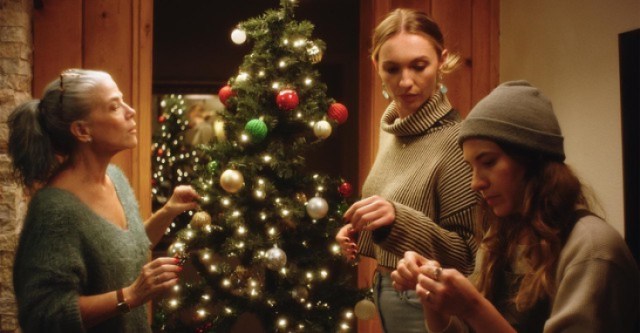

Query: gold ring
[[425, 290, 431, 301]]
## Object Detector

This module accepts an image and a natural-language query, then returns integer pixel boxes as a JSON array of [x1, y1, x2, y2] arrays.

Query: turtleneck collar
[[381, 91, 453, 137]]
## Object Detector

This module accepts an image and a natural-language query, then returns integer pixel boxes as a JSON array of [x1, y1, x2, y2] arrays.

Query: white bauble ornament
[[306, 197, 328, 219], [354, 299, 376, 320], [313, 120, 332, 139], [231, 28, 247, 44], [220, 169, 245, 193], [264, 246, 287, 270]]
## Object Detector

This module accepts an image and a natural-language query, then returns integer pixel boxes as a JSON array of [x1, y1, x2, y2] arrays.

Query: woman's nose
[[399, 69, 413, 88], [470, 172, 487, 192]]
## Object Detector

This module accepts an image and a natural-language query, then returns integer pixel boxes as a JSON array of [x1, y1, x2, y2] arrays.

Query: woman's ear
[[70, 120, 92, 143], [439, 49, 449, 70]]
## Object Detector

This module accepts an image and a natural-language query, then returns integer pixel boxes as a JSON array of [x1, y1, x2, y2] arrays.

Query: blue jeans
[[374, 271, 428, 333]]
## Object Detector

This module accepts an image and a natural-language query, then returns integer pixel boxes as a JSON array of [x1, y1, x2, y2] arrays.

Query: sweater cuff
[[372, 224, 392, 243]]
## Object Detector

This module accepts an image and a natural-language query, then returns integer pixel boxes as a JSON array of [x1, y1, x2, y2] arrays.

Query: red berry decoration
[[327, 102, 348, 124], [218, 85, 235, 106], [158, 115, 167, 123], [338, 182, 354, 197], [276, 89, 299, 111]]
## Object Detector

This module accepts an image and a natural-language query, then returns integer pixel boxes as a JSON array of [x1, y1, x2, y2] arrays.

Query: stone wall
[[0, 0, 32, 332]]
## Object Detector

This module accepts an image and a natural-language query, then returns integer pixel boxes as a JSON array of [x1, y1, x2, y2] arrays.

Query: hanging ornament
[[245, 118, 268, 142], [354, 299, 376, 320], [313, 120, 332, 139], [306, 197, 329, 219], [295, 192, 308, 204], [158, 115, 167, 123], [290, 285, 309, 302], [167, 241, 187, 258], [264, 245, 287, 270], [220, 169, 245, 193], [338, 181, 354, 197], [231, 28, 247, 45], [190, 211, 212, 229], [276, 89, 299, 111], [207, 160, 219, 173], [306, 41, 323, 64], [157, 148, 164, 157], [218, 85, 235, 107], [327, 102, 349, 124], [156, 195, 168, 204]]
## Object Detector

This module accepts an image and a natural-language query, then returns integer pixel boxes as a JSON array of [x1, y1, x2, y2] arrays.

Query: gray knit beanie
[[458, 80, 565, 161]]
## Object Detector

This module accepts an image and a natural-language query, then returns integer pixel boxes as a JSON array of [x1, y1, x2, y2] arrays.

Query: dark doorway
[[619, 28, 640, 266]]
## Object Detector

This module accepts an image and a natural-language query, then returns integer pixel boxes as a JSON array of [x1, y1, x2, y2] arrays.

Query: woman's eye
[[482, 159, 496, 167], [412, 65, 426, 72], [383, 66, 399, 74]]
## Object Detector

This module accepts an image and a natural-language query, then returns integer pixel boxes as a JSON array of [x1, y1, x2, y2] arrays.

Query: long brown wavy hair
[[472, 142, 591, 311]]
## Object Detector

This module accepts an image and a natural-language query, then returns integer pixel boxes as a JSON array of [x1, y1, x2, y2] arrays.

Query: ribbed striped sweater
[[358, 91, 479, 274]]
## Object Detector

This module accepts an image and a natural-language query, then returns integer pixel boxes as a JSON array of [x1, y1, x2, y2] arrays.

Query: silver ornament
[[306, 197, 329, 219], [264, 246, 287, 270]]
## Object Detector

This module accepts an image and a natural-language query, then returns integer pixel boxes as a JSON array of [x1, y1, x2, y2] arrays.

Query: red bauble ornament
[[328, 102, 348, 124], [157, 148, 164, 157], [218, 85, 235, 106], [338, 182, 354, 197], [276, 89, 299, 111], [158, 115, 166, 123]]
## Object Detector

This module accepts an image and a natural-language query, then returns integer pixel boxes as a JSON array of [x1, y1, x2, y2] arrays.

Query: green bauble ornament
[[245, 118, 268, 142], [207, 160, 219, 173]]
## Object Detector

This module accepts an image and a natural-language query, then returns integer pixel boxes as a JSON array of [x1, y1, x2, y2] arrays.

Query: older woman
[[8, 69, 200, 332]]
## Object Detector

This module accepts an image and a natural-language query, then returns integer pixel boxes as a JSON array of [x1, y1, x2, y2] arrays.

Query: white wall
[[500, 0, 640, 236]]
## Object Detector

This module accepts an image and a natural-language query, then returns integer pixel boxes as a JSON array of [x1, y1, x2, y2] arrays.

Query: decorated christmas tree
[[151, 94, 197, 237], [154, 1, 369, 332]]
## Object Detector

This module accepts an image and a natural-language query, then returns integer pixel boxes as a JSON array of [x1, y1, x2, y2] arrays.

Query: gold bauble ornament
[[220, 169, 245, 193], [306, 42, 323, 64], [354, 299, 376, 320], [190, 211, 212, 229], [295, 192, 308, 204]]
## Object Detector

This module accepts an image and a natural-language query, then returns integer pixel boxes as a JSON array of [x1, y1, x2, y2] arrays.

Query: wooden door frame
[[34, 0, 153, 218]]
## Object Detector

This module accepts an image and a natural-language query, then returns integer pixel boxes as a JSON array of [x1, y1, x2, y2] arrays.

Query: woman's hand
[[391, 251, 432, 292], [164, 185, 200, 217], [415, 262, 482, 319], [124, 257, 183, 308], [335, 223, 358, 261], [343, 195, 395, 232]]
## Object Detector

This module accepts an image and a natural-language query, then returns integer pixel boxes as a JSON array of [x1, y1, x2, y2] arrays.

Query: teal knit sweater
[[13, 165, 152, 333]]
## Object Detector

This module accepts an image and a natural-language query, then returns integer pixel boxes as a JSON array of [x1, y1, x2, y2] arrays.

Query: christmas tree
[[151, 94, 198, 238], [154, 1, 368, 332]]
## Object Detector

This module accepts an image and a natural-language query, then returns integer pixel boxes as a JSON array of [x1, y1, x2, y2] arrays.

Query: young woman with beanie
[[334, 8, 479, 332], [8, 69, 201, 332], [391, 80, 640, 332]]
